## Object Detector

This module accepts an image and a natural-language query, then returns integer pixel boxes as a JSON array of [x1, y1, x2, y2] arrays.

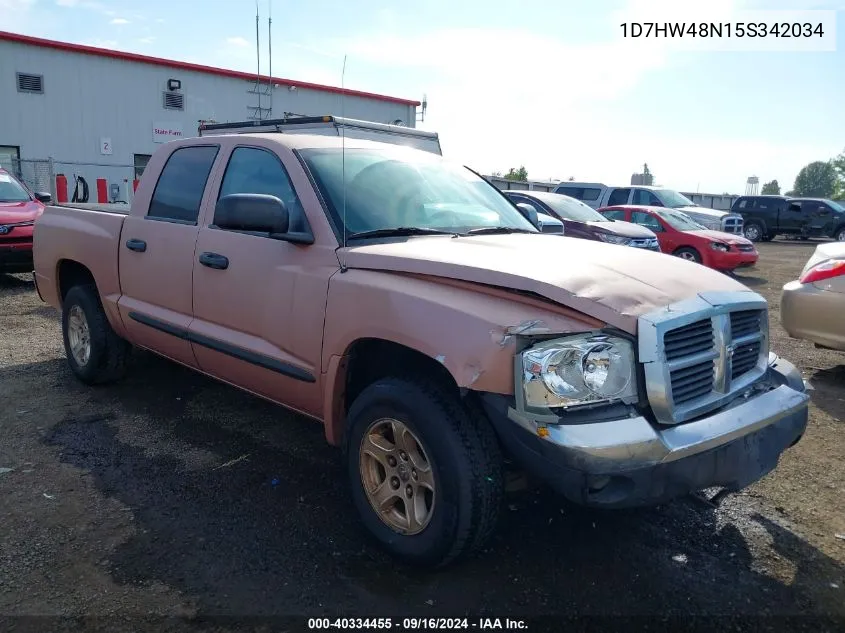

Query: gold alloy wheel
[[67, 305, 92, 367], [359, 418, 436, 535]]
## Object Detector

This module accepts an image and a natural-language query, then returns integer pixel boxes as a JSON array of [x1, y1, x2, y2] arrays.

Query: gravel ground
[[0, 241, 843, 631]]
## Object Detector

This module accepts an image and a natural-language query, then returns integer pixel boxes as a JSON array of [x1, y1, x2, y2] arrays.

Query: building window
[[163, 91, 185, 110], [134, 154, 152, 180], [16, 73, 44, 94]]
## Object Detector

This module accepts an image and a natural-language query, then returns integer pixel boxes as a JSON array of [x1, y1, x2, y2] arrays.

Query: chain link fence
[[1, 158, 55, 198]]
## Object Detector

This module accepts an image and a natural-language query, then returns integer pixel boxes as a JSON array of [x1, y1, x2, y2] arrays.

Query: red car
[[0, 168, 51, 274], [599, 205, 758, 272]]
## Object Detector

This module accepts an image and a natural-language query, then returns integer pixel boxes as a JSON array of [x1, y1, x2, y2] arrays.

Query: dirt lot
[[1, 241, 843, 630]]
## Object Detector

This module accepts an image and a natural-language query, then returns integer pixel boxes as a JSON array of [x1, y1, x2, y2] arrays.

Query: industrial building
[[0, 31, 421, 203]]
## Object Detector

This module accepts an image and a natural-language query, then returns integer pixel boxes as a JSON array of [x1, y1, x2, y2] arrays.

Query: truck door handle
[[199, 252, 229, 270], [125, 238, 147, 252]]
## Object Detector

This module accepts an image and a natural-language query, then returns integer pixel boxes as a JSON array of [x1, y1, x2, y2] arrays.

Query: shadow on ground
[[806, 365, 845, 421], [2, 351, 841, 623], [0, 272, 35, 296]]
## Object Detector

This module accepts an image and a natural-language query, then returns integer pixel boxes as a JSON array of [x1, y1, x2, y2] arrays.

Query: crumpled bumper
[[480, 354, 809, 508]]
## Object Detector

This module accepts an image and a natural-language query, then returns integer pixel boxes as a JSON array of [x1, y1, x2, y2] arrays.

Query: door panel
[[189, 144, 339, 418], [116, 144, 221, 367], [780, 200, 804, 233]]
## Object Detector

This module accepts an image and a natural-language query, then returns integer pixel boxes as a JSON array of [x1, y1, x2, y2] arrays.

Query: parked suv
[[732, 195, 845, 242], [503, 190, 659, 251], [554, 182, 744, 235], [0, 168, 52, 273]]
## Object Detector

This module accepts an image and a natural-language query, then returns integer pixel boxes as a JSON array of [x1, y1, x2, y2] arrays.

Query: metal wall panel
[[0, 40, 416, 199]]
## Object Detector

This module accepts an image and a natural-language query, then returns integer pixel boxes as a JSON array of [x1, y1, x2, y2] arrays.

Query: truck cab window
[[147, 146, 219, 224], [218, 147, 305, 225]]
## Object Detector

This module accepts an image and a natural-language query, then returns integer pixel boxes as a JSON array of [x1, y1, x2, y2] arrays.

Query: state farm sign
[[152, 122, 184, 143]]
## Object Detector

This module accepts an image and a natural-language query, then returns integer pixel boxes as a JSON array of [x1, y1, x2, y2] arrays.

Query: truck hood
[[341, 233, 751, 333], [687, 229, 753, 246]]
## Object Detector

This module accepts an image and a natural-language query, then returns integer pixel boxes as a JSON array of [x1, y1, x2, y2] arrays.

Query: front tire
[[345, 377, 503, 568], [62, 284, 131, 385], [743, 221, 764, 242], [836, 226, 845, 242], [674, 247, 702, 264]]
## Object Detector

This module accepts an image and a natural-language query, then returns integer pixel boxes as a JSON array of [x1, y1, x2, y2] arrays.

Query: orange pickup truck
[[33, 132, 810, 567]]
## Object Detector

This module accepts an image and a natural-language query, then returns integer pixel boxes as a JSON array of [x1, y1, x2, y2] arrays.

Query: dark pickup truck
[[732, 195, 845, 243]]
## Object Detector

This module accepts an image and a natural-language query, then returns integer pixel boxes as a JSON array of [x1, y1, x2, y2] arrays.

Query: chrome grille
[[670, 360, 715, 405], [630, 237, 660, 250], [664, 318, 713, 360], [737, 244, 755, 252], [731, 310, 762, 338], [721, 215, 744, 235], [639, 292, 769, 425]]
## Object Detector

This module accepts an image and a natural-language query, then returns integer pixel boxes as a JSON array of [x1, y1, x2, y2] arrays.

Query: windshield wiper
[[460, 226, 537, 236], [346, 227, 457, 241]]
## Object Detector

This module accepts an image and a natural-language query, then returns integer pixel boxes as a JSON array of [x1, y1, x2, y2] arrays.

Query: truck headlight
[[521, 334, 638, 409], [597, 233, 631, 246]]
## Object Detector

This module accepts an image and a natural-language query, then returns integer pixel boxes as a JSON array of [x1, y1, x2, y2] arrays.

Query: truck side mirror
[[214, 193, 289, 235], [516, 203, 540, 229]]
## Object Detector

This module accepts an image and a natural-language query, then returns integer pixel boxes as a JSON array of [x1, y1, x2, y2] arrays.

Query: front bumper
[[709, 250, 758, 271], [0, 241, 34, 271], [781, 280, 845, 351], [481, 354, 808, 508]]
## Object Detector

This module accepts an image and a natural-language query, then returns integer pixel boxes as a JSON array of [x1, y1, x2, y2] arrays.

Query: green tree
[[503, 166, 528, 182], [761, 179, 781, 195], [833, 147, 845, 197], [792, 161, 837, 198]]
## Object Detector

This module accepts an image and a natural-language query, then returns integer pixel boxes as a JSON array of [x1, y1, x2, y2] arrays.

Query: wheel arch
[[324, 336, 467, 447]]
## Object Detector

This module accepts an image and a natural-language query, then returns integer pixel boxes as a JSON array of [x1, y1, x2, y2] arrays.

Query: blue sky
[[3, 0, 845, 193]]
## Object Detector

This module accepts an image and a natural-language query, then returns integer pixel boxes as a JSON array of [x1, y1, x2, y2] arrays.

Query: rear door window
[[607, 188, 631, 206], [602, 209, 627, 221], [630, 210, 663, 232], [556, 186, 601, 201], [147, 145, 220, 224]]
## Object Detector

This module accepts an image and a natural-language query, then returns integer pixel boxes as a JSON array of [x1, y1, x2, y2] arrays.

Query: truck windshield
[[825, 199, 845, 212], [654, 189, 696, 209], [0, 173, 32, 203], [655, 209, 707, 231], [299, 147, 538, 238]]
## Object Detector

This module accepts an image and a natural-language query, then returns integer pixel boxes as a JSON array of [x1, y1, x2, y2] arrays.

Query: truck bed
[[51, 202, 132, 215], [33, 204, 127, 322]]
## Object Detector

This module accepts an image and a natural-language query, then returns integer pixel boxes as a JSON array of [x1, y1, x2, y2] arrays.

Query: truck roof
[[195, 132, 431, 152]]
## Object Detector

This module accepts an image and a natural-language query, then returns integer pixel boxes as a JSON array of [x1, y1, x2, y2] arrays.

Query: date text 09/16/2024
[[307, 618, 528, 630], [619, 22, 825, 38]]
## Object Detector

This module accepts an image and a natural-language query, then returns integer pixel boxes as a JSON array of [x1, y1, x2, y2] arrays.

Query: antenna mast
[[255, 0, 260, 116], [268, 0, 273, 116]]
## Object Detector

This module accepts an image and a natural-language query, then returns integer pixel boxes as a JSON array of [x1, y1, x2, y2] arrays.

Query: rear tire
[[836, 226, 845, 242], [674, 247, 702, 264], [743, 221, 764, 242], [62, 284, 131, 385], [345, 376, 503, 568]]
